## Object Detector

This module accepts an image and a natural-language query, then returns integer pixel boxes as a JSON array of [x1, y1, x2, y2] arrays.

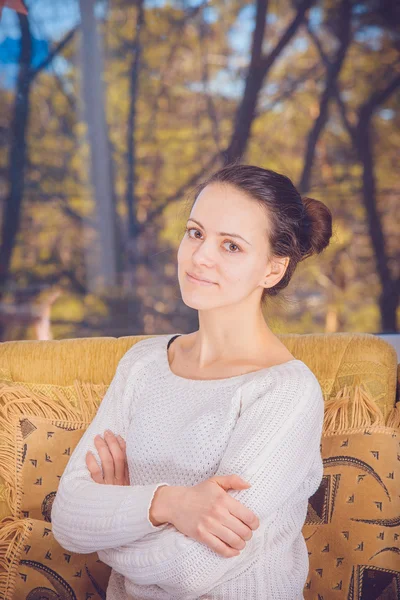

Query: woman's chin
[[182, 298, 209, 309], [181, 291, 218, 310]]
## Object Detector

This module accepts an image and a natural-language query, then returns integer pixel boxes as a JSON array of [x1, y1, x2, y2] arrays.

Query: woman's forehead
[[192, 185, 269, 235]]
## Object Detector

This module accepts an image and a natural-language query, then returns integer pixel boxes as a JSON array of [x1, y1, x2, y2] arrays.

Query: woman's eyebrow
[[187, 218, 252, 246]]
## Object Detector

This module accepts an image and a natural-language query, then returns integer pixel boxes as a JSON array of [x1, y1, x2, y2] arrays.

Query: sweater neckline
[[161, 333, 302, 386]]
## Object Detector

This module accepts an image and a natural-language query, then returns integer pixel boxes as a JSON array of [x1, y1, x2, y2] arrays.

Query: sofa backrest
[[0, 332, 397, 418]]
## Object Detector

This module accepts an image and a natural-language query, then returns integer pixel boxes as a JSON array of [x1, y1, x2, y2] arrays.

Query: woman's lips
[[186, 272, 216, 285]]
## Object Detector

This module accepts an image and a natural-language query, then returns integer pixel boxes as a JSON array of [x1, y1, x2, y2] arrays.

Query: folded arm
[[51, 343, 171, 554]]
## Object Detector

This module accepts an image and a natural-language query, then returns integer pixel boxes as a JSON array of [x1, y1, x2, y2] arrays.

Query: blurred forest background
[[0, 0, 399, 341]]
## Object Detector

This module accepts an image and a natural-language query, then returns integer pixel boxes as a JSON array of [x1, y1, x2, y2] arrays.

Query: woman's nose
[[191, 240, 216, 266]]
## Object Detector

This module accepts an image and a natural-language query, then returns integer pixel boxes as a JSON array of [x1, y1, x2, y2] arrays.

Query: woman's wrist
[[149, 484, 184, 526]]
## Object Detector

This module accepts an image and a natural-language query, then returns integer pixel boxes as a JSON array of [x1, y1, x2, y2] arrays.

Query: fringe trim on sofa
[[0, 516, 32, 598], [386, 400, 400, 428], [0, 380, 108, 517], [322, 383, 392, 435]]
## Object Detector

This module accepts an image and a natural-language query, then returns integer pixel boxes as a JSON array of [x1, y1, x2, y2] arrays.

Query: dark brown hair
[[189, 164, 333, 302]]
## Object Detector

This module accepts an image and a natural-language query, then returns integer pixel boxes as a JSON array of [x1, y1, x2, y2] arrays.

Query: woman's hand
[[85, 430, 130, 485], [168, 474, 260, 558]]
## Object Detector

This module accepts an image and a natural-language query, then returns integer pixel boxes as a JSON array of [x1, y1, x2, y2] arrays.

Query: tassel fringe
[[0, 380, 108, 516], [322, 382, 392, 435], [386, 400, 400, 428], [0, 516, 31, 598]]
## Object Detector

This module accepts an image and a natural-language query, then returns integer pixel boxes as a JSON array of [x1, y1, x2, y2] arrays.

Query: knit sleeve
[[96, 368, 324, 599], [51, 342, 171, 554]]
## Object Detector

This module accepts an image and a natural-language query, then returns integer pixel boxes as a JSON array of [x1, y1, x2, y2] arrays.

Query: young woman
[[51, 164, 332, 599]]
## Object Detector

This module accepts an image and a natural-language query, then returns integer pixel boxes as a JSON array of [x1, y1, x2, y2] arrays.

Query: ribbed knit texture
[[51, 333, 324, 600]]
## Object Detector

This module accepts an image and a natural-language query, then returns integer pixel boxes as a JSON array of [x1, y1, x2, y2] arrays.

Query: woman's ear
[[262, 257, 290, 288]]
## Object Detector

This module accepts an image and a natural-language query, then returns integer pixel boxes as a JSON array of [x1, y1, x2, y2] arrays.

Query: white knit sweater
[[51, 333, 324, 600]]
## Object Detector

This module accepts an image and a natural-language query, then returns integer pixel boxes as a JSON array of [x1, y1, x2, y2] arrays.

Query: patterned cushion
[[15, 415, 89, 521], [0, 380, 108, 519], [0, 382, 112, 599], [302, 383, 400, 599], [0, 517, 111, 599]]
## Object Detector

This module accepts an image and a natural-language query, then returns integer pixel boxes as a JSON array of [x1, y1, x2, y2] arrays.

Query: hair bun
[[301, 196, 333, 258]]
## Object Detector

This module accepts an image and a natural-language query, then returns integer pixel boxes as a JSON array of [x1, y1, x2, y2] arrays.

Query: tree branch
[[29, 26, 78, 80]]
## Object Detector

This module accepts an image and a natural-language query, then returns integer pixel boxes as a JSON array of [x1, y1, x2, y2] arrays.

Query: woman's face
[[177, 182, 275, 310]]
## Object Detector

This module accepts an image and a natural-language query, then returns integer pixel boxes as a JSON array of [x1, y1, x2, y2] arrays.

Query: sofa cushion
[[0, 384, 112, 600], [14, 415, 89, 521], [0, 380, 108, 520], [0, 516, 111, 599], [302, 383, 400, 599]]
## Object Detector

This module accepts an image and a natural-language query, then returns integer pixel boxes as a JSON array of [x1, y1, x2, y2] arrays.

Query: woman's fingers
[[94, 434, 117, 485], [86, 431, 129, 486], [117, 435, 130, 486], [117, 435, 126, 450], [85, 451, 104, 484], [104, 430, 127, 485]]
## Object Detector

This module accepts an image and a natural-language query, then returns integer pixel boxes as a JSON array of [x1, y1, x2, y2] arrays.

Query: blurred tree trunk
[[307, 12, 399, 332], [224, 0, 314, 164], [332, 74, 400, 332], [0, 15, 76, 340], [353, 76, 400, 332], [124, 0, 145, 291], [0, 14, 31, 340], [299, 0, 351, 194], [79, 0, 118, 293]]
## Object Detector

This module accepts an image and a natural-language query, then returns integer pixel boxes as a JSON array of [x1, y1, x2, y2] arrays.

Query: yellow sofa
[[0, 332, 399, 599]]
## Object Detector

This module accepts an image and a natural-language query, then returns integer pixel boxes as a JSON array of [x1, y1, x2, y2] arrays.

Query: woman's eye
[[186, 227, 201, 239], [223, 241, 240, 253], [185, 227, 241, 253]]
